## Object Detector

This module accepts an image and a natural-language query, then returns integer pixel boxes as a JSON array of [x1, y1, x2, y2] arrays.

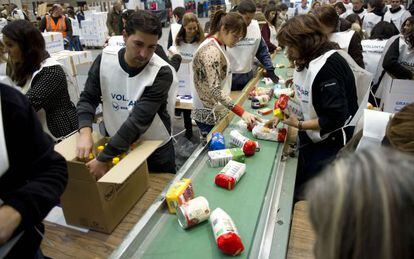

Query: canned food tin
[[177, 196, 210, 229]]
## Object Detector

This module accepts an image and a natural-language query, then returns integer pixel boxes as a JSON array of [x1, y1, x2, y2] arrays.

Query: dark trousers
[[147, 139, 176, 173], [231, 71, 254, 91], [295, 131, 347, 198], [6, 224, 44, 259], [195, 120, 215, 137], [176, 108, 193, 138]]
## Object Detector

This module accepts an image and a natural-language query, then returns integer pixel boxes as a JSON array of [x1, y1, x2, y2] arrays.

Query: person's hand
[[0, 205, 22, 245], [264, 117, 280, 128], [86, 158, 109, 180], [266, 70, 279, 84], [281, 109, 299, 128], [285, 78, 293, 88], [77, 128, 93, 160], [242, 111, 262, 128]]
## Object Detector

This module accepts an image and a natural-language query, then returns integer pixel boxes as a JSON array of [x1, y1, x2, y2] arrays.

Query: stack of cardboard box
[[81, 11, 109, 47]]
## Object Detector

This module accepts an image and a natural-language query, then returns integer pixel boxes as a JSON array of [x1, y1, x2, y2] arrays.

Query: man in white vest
[[313, 5, 365, 68], [352, 0, 367, 19], [167, 7, 185, 50], [294, 0, 310, 16], [227, 0, 279, 91], [383, 0, 411, 32], [76, 10, 178, 178]]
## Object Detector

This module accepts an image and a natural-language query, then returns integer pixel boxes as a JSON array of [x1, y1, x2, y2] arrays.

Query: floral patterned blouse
[[192, 40, 236, 125]]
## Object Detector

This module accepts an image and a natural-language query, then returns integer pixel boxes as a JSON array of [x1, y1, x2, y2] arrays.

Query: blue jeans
[[195, 121, 215, 137]]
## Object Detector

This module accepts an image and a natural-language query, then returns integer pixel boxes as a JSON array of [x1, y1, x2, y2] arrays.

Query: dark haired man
[[77, 10, 178, 178], [168, 7, 186, 49], [226, 0, 279, 91]]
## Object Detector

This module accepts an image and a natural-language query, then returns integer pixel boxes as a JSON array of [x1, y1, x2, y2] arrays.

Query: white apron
[[269, 24, 278, 47], [361, 39, 388, 75], [0, 92, 9, 178], [293, 50, 373, 143], [192, 38, 232, 122], [353, 9, 367, 19], [373, 34, 399, 96], [22, 58, 80, 141], [107, 35, 125, 47], [362, 13, 383, 37], [295, 5, 309, 15], [170, 23, 182, 44], [100, 46, 178, 147], [169, 24, 199, 96], [226, 20, 262, 74], [329, 30, 355, 52], [383, 9, 411, 32]]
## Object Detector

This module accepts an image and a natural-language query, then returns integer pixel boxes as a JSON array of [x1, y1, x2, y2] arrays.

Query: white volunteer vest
[[0, 92, 9, 178], [384, 9, 411, 32], [362, 13, 383, 37], [398, 37, 414, 73], [293, 50, 373, 143], [170, 23, 182, 44], [107, 35, 126, 47], [192, 38, 232, 121], [361, 39, 388, 75], [353, 9, 367, 19], [69, 17, 81, 36], [100, 46, 178, 146], [295, 5, 309, 15], [22, 58, 80, 141], [169, 23, 200, 96], [226, 20, 262, 74], [329, 30, 355, 52], [269, 24, 278, 46]]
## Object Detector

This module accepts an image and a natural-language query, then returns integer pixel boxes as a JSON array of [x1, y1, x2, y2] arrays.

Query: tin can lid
[[177, 205, 189, 229]]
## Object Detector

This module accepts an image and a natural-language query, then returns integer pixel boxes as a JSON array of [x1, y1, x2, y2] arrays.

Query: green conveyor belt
[[137, 53, 292, 259]]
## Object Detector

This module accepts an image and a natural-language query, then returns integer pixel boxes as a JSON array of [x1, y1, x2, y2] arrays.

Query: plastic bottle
[[273, 94, 303, 120], [209, 132, 226, 151], [210, 208, 244, 256]]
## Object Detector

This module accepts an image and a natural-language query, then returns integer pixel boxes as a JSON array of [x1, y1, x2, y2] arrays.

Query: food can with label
[[177, 196, 210, 229]]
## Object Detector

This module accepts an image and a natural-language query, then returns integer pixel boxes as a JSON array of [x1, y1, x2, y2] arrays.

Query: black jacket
[[0, 84, 67, 258]]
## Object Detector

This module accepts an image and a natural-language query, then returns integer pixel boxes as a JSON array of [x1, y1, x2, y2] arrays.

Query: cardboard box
[[55, 133, 162, 233], [380, 73, 414, 113], [42, 32, 64, 54]]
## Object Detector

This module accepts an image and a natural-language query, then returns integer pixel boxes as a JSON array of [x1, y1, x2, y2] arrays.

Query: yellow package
[[166, 178, 194, 214]]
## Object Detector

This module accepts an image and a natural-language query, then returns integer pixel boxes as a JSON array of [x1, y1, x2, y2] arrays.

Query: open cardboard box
[[55, 133, 161, 233], [379, 73, 414, 113]]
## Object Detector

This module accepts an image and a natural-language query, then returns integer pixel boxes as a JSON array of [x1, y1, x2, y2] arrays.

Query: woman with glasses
[[192, 10, 259, 139]]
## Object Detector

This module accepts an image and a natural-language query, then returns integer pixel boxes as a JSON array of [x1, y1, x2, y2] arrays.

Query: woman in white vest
[[383, 16, 414, 80], [2, 20, 78, 140], [169, 13, 204, 139], [260, 5, 278, 53], [273, 15, 371, 192], [169, 12, 204, 96], [313, 5, 365, 68], [192, 11, 258, 138], [383, 0, 411, 32], [362, 21, 399, 75], [77, 10, 178, 178], [362, 0, 386, 37]]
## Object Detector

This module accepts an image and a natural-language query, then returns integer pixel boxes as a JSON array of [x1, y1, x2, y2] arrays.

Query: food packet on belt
[[252, 125, 287, 142], [210, 208, 245, 256]]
